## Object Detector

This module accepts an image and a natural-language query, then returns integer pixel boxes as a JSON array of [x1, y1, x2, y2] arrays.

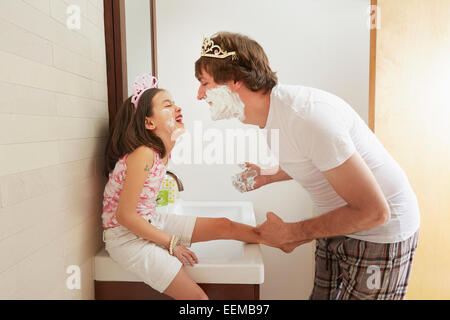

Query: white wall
[[0, 0, 108, 299], [125, 0, 153, 96], [156, 0, 370, 299]]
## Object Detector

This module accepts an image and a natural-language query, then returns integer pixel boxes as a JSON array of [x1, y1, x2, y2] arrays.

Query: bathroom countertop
[[95, 200, 264, 284]]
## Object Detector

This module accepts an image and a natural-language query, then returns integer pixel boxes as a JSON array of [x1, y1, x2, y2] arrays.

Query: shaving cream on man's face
[[205, 85, 245, 122]]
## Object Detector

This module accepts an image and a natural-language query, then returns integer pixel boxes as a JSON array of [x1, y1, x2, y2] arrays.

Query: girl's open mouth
[[175, 114, 183, 124]]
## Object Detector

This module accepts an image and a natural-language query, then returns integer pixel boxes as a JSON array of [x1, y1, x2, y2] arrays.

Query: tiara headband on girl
[[201, 36, 237, 60], [131, 73, 160, 110]]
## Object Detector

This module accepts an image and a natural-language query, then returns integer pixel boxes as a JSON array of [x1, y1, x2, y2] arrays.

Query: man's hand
[[255, 212, 293, 246], [255, 212, 312, 253], [243, 163, 271, 190], [232, 163, 270, 192]]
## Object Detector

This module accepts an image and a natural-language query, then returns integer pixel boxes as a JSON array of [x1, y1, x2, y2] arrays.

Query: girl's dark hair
[[104, 88, 166, 177]]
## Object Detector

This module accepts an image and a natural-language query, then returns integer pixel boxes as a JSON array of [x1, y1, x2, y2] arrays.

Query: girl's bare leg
[[190, 217, 312, 252], [191, 217, 266, 245], [163, 268, 208, 300], [163, 219, 308, 300], [279, 239, 313, 253], [164, 218, 261, 300]]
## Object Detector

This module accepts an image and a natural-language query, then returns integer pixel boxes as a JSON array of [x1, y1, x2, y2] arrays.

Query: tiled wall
[[0, 0, 108, 299]]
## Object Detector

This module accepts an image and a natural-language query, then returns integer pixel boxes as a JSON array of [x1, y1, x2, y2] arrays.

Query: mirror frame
[[103, 0, 158, 130]]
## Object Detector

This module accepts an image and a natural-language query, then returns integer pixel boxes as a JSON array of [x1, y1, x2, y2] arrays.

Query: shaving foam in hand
[[231, 164, 258, 193]]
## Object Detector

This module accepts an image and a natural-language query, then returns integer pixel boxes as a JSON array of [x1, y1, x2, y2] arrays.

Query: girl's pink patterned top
[[101, 149, 167, 229]]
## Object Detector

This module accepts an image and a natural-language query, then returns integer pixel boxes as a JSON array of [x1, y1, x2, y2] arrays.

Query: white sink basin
[[95, 200, 264, 285], [169, 201, 254, 224], [163, 200, 263, 284]]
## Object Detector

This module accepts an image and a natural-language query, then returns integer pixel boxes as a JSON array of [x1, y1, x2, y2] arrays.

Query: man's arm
[[239, 163, 292, 191], [256, 151, 391, 245], [263, 166, 293, 184]]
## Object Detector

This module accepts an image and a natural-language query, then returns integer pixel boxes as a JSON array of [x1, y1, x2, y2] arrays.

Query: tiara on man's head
[[201, 36, 237, 60], [131, 73, 160, 110]]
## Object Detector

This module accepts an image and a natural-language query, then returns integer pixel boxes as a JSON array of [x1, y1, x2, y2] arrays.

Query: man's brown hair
[[195, 32, 277, 94]]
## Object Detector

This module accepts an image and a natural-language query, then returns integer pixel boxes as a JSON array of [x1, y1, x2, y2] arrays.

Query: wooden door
[[372, 0, 450, 299]]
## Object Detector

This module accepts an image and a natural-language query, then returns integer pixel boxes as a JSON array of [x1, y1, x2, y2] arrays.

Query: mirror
[[111, 0, 372, 300], [124, 0, 157, 96]]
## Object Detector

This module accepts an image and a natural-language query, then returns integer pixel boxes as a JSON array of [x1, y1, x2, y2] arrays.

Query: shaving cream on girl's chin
[[205, 85, 245, 122]]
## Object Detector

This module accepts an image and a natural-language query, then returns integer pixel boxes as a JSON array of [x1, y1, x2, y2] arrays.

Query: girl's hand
[[172, 244, 198, 267]]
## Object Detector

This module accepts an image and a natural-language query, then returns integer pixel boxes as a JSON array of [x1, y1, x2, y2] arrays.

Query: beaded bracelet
[[169, 235, 180, 255]]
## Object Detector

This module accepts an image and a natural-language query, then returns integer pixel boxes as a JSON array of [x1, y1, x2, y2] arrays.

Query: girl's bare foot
[[257, 239, 296, 253], [279, 242, 299, 253], [252, 227, 312, 253], [258, 239, 313, 253]]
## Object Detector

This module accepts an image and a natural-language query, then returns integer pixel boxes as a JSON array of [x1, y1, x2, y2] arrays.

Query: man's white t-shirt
[[264, 83, 420, 243]]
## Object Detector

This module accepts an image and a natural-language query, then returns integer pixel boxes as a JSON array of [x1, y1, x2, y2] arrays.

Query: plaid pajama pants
[[310, 230, 419, 300]]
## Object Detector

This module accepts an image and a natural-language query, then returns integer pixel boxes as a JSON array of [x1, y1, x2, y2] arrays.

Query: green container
[[156, 190, 169, 207]]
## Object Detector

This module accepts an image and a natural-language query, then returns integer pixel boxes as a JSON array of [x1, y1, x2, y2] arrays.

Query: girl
[[101, 74, 273, 300]]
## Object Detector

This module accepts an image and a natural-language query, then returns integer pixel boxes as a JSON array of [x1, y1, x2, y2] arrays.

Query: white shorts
[[103, 213, 197, 293]]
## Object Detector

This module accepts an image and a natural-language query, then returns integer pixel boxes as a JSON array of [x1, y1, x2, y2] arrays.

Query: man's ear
[[145, 117, 156, 130], [228, 79, 243, 92]]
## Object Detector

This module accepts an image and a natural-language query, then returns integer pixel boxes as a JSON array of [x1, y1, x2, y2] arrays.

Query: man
[[194, 32, 420, 300]]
